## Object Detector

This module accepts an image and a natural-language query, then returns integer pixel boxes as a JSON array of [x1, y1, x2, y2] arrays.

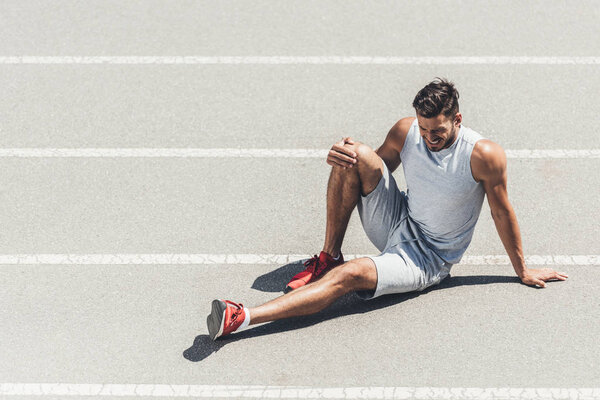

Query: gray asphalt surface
[[0, 158, 597, 255], [0, 0, 599, 398], [0, 1, 599, 56], [1, 66, 599, 149], [0, 264, 597, 387]]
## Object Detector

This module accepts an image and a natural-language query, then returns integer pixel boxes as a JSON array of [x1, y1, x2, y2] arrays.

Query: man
[[206, 77, 569, 340]]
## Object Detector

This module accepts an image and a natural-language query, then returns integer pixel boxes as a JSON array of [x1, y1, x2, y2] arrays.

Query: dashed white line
[[1, 384, 599, 398], [0, 56, 599, 65], [0, 254, 596, 266], [0, 148, 598, 159]]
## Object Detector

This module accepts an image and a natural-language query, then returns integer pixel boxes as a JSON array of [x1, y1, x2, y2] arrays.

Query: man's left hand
[[520, 268, 569, 288]]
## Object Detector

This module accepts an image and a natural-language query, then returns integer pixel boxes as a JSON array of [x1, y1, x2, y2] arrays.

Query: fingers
[[522, 271, 547, 288], [543, 269, 569, 281], [524, 277, 546, 288], [333, 140, 357, 157], [525, 271, 569, 288], [329, 149, 357, 168], [328, 138, 358, 168], [553, 271, 569, 281], [535, 280, 546, 288]]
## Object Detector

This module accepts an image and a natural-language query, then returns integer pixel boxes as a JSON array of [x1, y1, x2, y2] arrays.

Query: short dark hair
[[412, 77, 460, 119]]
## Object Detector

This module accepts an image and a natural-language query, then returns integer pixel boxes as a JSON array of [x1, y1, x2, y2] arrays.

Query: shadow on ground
[[251, 260, 309, 292], [251, 260, 519, 293], [183, 268, 518, 362]]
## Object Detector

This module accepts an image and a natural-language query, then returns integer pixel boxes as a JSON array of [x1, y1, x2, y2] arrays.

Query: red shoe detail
[[285, 251, 344, 292], [207, 299, 246, 340]]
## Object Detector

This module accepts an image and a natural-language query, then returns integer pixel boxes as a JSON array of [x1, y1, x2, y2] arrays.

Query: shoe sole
[[284, 264, 342, 293], [206, 299, 227, 340], [284, 280, 305, 293]]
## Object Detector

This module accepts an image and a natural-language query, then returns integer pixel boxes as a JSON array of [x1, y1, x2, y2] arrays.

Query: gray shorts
[[355, 158, 452, 300]]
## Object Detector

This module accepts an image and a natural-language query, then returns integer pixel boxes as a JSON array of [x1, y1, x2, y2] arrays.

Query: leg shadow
[[183, 334, 225, 361], [184, 273, 519, 362], [251, 259, 307, 292]]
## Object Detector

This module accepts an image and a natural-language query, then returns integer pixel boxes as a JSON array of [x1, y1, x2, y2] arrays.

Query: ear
[[454, 112, 462, 126]]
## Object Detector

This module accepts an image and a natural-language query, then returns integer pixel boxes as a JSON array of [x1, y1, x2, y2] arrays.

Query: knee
[[328, 261, 370, 292], [342, 141, 372, 159], [332, 141, 375, 173], [348, 142, 380, 173], [354, 142, 374, 159]]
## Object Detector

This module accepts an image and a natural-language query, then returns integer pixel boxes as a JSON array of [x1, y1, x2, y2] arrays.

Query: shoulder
[[389, 117, 416, 152], [470, 139, 507, 183], [394, 116, 417, 135]]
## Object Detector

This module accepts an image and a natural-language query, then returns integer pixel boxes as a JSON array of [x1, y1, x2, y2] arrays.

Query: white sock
[[237, 307, 251, 332]]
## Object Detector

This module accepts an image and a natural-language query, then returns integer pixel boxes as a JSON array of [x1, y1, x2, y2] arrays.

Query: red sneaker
[[206, 299, 247, 340], [285, 251, 344, 292]]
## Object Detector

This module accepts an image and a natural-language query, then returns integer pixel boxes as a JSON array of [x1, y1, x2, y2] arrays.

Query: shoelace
[[224, 300, 244, 324], [302, 254, 321, 275], [304, 254, 334, 277]]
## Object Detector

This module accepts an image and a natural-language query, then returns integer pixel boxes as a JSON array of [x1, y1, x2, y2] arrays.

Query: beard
[[441, 125, 457, 150]]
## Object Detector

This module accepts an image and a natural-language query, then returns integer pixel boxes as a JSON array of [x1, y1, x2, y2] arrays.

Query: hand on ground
[[520, 268, 569, 288]]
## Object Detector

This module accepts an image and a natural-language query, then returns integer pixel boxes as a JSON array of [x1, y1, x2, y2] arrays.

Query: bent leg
[[249, 257, 377, 325], [323, 142, 386, 257]]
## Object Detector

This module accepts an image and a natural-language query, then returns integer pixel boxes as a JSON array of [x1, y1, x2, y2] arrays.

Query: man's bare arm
[[374, 117, 414, 173], [471, 140, 569, 288]]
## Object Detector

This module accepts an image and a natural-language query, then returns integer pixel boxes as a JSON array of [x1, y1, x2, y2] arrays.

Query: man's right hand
[[327, 137, 358, 169]]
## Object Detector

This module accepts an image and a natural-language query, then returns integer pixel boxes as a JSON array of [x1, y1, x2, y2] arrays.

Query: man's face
[[417, 112, 462, 152]]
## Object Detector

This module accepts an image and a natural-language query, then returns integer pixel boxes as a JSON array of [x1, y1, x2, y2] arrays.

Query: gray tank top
[[399, 118, 486, 265]]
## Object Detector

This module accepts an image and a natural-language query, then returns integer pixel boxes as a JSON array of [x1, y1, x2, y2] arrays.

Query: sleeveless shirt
[[399, 118, 486, 265]]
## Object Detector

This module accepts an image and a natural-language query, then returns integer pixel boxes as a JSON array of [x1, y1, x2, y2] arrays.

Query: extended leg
[[249, 257, 377, 325]]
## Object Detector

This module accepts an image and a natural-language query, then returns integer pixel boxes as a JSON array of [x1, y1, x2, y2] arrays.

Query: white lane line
[[1, 56, 599, 65], [0, 148, 599, 159], [0, 254, 597, 265], [1, 384, 599, 398]]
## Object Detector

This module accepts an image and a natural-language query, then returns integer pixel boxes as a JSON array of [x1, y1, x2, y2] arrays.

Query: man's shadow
[[183, 259, 518, 362]]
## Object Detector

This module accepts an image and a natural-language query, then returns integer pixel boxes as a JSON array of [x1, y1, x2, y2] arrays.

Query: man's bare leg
[[322, 142, 385, 258], [208, 142, 385, 338], [322, 162, 361, 258], [248, 257, 378, 325], [249, 142, 385, 325]]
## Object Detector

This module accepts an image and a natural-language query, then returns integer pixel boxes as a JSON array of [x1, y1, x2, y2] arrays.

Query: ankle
[[237, 307, 252, 331], [323, 249, 341, 259]]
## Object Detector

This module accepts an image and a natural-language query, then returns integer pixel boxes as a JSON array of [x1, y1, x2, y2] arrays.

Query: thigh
[[355, 240, 453, 300], [355, 248, 426, 300], [356, 158, 405, 252]]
